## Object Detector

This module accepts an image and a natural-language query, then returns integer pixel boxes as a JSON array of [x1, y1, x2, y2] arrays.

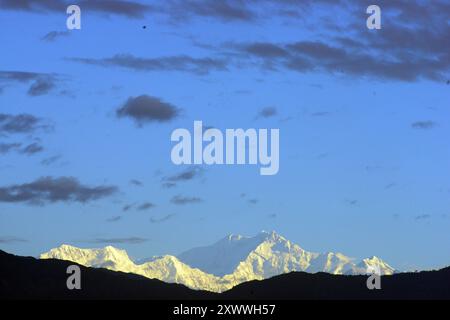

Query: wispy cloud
[[162, 167, 204, 188], [412, 121, 438, 130], [0, 142, 45, 156], [0, 0, 155, 19], [0, 71, 60, 96], [171, 195, 203, 205], [137, 202, 156, 211], [256, 106, 277, 119], [106, 216, 122, 222], [150, 214, 176, 223], [415, 214, 431, 221], [70, 54, 228, 75], [130, 179, 143, 186], [21, 142, 44, 155], [41, 31, 71, 42], [0, 176, 118, 205], [0, 113, 52, 134], [122, 203, 134, 212], [78, 0, 155, 19], [167, 0, 255, 22], [0, 236, 28, 244], [41, 155, 62, 166]]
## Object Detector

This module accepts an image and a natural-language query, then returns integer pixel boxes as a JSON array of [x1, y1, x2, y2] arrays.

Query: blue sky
[[0, 0, 449, 271]]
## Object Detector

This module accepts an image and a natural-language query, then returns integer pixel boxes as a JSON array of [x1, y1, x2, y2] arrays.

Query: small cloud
[[411, 121, 438, 130], [310, 111, 331, 117], [122, 203, 134, 212], [41, 31, 70, 42], [257, 106, 277, 119], [162, 182, 177, 188], [415, 214, 431, 221], [162, 167, 204, 187], [137, 202, 156, 211], [116, 95, 181, 126], [150, 214, 176, 223], [27, 78, 56, 96], [384, 182, 397, 190], [21, 142, 44, 155], [171, 195, 203, 205], [316, 153, 329, 159], [130, 179, 143, 186], [345, 199, 358, 206], [106, 216, 122, 222], [41, 155, 62, 166]]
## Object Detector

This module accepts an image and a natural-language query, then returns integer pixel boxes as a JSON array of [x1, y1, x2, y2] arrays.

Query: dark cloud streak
[[21, 143, 44, 155], [0, 71, 59, 96], [0, 176, 118, 205], [0, 0, 154, 19], [137, 202, 156, 211], [171, 195, 203, 205], [412, 121, 438, 130], [150, 214, 176, 223], [0, 113, 51, 134], [70, 54, 228, 75], [41, 31, 70, 42], [0, 236, 28, 244], [117, 95, 180, 126]]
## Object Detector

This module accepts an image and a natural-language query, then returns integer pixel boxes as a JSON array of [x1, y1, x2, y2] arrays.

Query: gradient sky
[[0, 0, 449, 271]]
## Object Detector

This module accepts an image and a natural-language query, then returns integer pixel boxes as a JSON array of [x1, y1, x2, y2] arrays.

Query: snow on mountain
[[178, 231, 395, 279], [346, 256, 396, 275], [41, 245, 135, 270], [40, 231, 396, 292], [177, 232, 273, 277], [40, 244, 228, 292]]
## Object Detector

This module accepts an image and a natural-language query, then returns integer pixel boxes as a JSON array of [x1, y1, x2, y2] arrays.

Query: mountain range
[[2, 249, 449, 300], [40, 231, 395, 292]]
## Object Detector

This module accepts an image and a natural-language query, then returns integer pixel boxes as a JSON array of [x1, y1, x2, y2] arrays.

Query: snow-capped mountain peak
[[177, 230, 293, 277], [40, 244, 134, 270]]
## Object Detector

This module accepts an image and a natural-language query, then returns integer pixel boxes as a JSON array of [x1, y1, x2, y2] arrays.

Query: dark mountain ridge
[[1, 250, 449, 300]]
